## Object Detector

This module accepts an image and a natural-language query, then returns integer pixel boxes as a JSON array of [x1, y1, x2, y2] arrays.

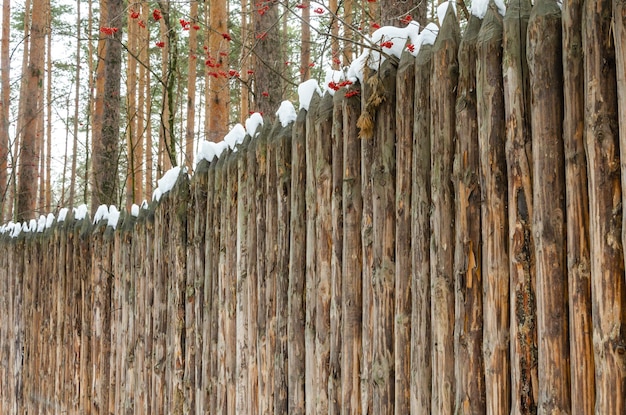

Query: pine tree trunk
[[184, 1, 199, 169], [0, 0, 10, 219], [207, 0, 229, 140]]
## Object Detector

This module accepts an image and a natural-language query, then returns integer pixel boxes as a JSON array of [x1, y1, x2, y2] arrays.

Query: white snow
[[437, 0, 457, 24], [45, 213, 55, 229], [93, 204, 110, 224], [37, 215, 46, 233], [27, 219, 37, 233], [131, 204, 140, 217], [420, 23, 440, 47], [471, 0, 505, 18], [324, 68, 345, 96], [107, 206, 120, 229], [348, 22, 421, 80], [224, 123, 247, 149], [58, 207, 69, 222], [157, 166, 181, 195], [298, 79, 322, 111], [245, 113, 264, 138], [74, 204, 88, 221], [276, 101, 297, 126]]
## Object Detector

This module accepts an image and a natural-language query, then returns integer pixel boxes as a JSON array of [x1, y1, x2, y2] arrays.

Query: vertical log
[[187, 162, 209, 413], [616, 0, 626, 281], [368, 61, 397, 415], [360, 75, 374, 415], [315, 93, 334, 415], [329, 90, 343, 415], [563, 0, 594, 410], [503, 0, 538, 412], [133, 208, 149, 415], [305, 93, 320, 415], [165, 173, 189, 414], [341, 84, 363, 415], [226, 153, 238, 415], [411, 43, 433, 415], [527, 0, 571, 411], [288, 109, 307, 414], [453, 14, 485, 414], [236, 138, 250, 415], [583, 0, 626, 410], [90, 219, 113, 414], [216, 153, 230, 415], [207, 156, 222, 415], [430, 7, 459, 414], [395, 49, 414, 415], [265, 124, 278, 415], [477, 5, 510, 414], [255, 128, 269, 415], [274, 121, 292, 414], [78, 216, 93, 415], [245, 135, 259, 415]]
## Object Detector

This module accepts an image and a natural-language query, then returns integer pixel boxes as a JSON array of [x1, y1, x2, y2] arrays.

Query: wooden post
[[502, 0, 538, 412], [395, 48, 414, 415], [226, 152, 238, 415], [288, 109, 307, 414], [245, 135, 260, 415], [188, 161, 209, 413], [315, 93, 334, 415], [133, 207, 149, 415], [236, 137, 250, 415], [430, 6, 459, 414], [329, 89, 343, 415], [527, 0, 571, 411], [583, 0, 626, 410], [359, 74, 374, 415], [453, 14, 485, 414], [477, 5, 510, 414], [563, 0, 594, 410], [274, 121, 292, 414], [341, 84, 363, 415], [616, 0, 626, 280], [264, 123, 278, 415], [90, 218, 113, 414], [411, 43, 433, 415], [305, 93, 320, 415], [254, 127, 269, 415]]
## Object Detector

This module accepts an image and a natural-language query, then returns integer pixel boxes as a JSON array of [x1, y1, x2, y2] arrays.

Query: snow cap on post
[[298, 79, 322, 111], [276, 100, 297, 126]]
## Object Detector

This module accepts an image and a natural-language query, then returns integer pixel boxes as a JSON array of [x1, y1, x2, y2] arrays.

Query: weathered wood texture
[[3, 10, 626, 413]]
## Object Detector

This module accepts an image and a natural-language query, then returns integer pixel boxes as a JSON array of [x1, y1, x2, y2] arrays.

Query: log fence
[[2, 1, 626, 413]]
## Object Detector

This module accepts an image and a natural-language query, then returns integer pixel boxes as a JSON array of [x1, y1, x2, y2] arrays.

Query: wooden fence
[[2, 0, 626, 413]]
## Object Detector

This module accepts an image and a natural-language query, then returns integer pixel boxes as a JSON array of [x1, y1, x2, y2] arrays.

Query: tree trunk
[[91, 0, 122, 210], [17, 0, 46, 221], [207, 0, 229, 141], [0, 0, 10, 219], [252, 0, 282, 117], [184, 0, 199, 169]]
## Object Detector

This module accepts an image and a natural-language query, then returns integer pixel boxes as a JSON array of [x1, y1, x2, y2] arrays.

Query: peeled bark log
[[430, 7, 459, 414], [453, 14, 485, 414], [477, 5, 510, 414], [583, 0, 626, 411]]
